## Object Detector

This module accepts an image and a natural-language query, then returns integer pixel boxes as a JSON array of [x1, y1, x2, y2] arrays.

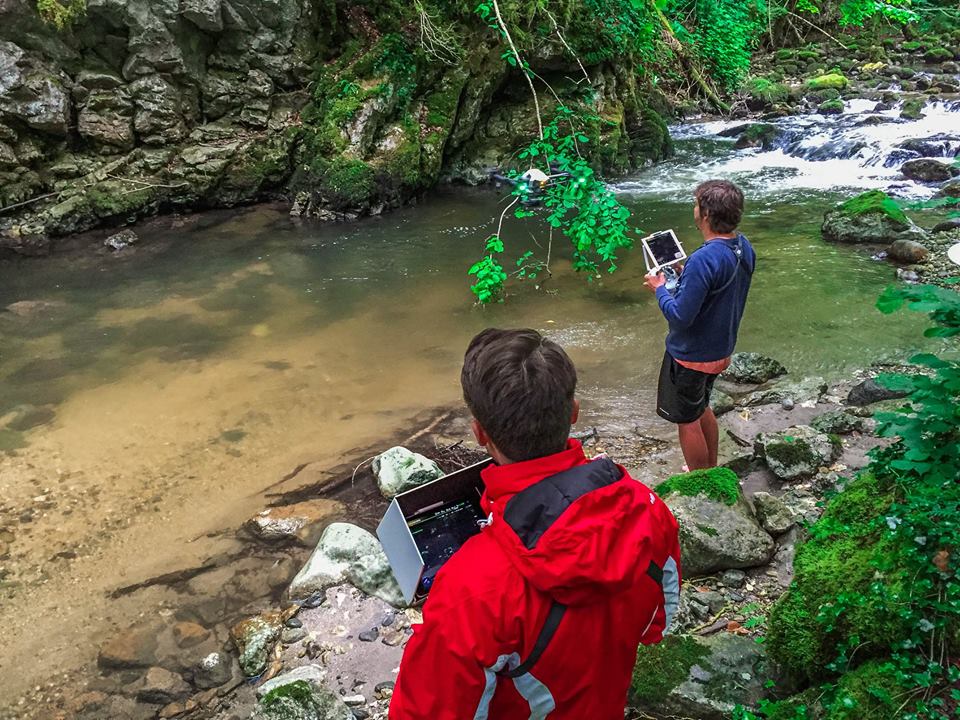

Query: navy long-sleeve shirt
[[654, 235, 756, 363]]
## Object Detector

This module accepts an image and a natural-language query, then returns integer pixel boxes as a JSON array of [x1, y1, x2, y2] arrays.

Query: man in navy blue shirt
[[644, 180, 756, 470]]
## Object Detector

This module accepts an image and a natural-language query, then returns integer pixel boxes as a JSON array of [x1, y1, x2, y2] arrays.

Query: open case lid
[[377, 457, 493, 604]]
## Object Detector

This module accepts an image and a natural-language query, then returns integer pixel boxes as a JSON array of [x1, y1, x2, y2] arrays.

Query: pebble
[[342, 694, 366, 706], [282, 627, 307, 644], [351, 710, 371, 720], [300, 592, 325, 609], [781, 397, 795, 411], [285, 617, 303, 629], [358, 627, 379, 642], [381, 612, 396, 627]]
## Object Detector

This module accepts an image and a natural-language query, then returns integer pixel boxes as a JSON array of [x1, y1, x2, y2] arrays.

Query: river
[[0, 97, 954, 711]]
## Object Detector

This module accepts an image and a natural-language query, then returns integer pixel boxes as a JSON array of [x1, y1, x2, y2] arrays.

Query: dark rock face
[[847, 377, 909, 406], [0, 0, 673, 253], [901, 158, 960, 183]]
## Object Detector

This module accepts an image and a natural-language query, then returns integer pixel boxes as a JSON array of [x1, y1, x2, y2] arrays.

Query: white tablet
[[641, 230, 686, 274]]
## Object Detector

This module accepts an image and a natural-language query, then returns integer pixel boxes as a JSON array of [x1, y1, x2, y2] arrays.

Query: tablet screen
[[647, 231, 684, 267], [410, 498, 485, 593]]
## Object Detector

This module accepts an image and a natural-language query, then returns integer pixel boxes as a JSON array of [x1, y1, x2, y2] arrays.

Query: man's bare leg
[[700, 407, 720, 467], [677, 421, 710, 470]]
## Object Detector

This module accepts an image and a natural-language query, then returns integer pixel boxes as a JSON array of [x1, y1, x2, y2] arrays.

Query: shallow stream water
[[0, 97, 954, 707]]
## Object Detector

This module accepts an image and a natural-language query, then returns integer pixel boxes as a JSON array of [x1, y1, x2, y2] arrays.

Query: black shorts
[[656, 352, 719, 425]]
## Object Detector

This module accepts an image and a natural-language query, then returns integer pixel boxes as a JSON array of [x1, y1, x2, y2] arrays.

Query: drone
[[487, 164, 574, 207]]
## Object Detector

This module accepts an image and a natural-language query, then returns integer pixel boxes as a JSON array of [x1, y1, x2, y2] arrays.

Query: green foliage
[[656, 467, 741, 506], [318, 158, 377, 207], [35, 0, 85, 29], [468, 236, 509, 304], [837, 190, 909, 225], [760, 283, 960, 720], [631, 635, 709, 704], [667, 0, 767, 91]]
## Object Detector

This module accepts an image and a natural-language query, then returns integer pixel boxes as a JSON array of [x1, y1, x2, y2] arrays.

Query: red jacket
[[390, 440, 681, 719]]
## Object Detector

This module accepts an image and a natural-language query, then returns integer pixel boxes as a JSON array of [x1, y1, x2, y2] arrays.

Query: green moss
[[828, 661, 901, 719], [696, 524, 719, 537], [261, 680, 314, 708], [818, 98, 844, 114], [765, 440, 814, 468], [656, 467, 740, 506], [900, 98, 925, 119], [742, 77, 790, 105], [805, 73, 848, 90], [767, 474, 907, 681], [86, 182, 155, 219], [319, 157, 376, 207], [924, 47, 953, 63], [630, 636, 709, 705], [36, 0, 86, 29], [836, 190, 909, 225]]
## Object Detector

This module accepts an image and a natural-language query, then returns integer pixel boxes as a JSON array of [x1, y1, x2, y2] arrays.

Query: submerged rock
[[288, 523, 404, 606], [821, 190, 926, 245], [246, 501, 333, 545], [722, 353, 787, 385], [135, 667, 191, 705], [97, 625, 160, 670], [104, 229, 138, 250], [193, 651, 234, 689], [887, 238, 929, 264], [754, 425, 842, 481], [372, 446, 443, 499]]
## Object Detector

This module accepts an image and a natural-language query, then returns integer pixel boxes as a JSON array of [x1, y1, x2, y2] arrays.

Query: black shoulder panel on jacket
[[503, 458, 624, 550]]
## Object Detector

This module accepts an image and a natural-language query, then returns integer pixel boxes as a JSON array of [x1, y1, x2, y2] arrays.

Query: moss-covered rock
[[252, 680, 353, 720], [900, 97, 926, 119], [656, 467, 740, 506], [741, 77, 791, 110], [821, 190, 926, 245], [805, 73, 848, 91], [924, 46, 954, 63], [723, 352, 787, 384], [630, 634, 784, 719], [733, 123, 780, 151], [767, 473, 908, 682], [818, 98, 844, 114], [754, 425, 842, 481]]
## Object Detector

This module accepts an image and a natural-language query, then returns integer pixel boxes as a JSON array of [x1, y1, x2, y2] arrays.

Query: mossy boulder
[[723, 352, 787, 385], [805, 73, 848, 91], [252, 680, 353, 720], [821, 190, 926, 245], [732, 123, 781, 151], [924, 47, 954, 63], [755, 425, 842, 481], [900, 97, 926, 119], [659, 469, 774, 576], [810, 409, 866, 435], [630, 634, 783, 719], [818, 98, 844, 115], [741, 77, 791, 111], [767, 474, 908, 682], [230, 611, 284, 677]]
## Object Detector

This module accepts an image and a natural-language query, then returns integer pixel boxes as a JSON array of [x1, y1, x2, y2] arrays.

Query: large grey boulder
[[288, 523, 404, 607], [821, 190, 926, 245], [722, 352, 787, 385], [251, 680, 354, 720], [372, 446, 443, 499], [754, 425, 842, 481], [0, 41, 69, 136], [630, 634, 783, 720], [665, 493, 775, 576]]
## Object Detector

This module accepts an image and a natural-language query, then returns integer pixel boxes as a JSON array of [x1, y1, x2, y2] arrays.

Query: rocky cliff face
[[0, 0, 672, 255]]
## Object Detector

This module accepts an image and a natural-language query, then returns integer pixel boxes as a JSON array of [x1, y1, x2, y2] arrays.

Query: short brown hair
[[695, 180, 744, 234], [461, 328, 577, 462]]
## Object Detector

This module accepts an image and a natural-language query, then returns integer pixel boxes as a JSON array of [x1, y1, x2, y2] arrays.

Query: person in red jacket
[[390, 328, 681, 720]]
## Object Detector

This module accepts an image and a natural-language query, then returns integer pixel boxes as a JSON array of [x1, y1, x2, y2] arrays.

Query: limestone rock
[[821, 190, 926, 245], [754, 425, 842, 481], [630, 633, 784, 720], [665, 493, 775, 576], [372, 446, 443, 499], [78, 88, 135, 150], [810, 409, 866, 435], [722, 353, 787, 385], [0, 41, 69, 137], [136, 667, 192, 704], [902, 158, 959, 183], [752, 492, 796, 536], [181, 0, 224, 32], [255, 665, 326, 698], [887, 238, 928, 264], [288, 523, 404, 606], [847, 377, 909, 406], [231, 611, 284, 677], [130, 76, 189, 145]]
